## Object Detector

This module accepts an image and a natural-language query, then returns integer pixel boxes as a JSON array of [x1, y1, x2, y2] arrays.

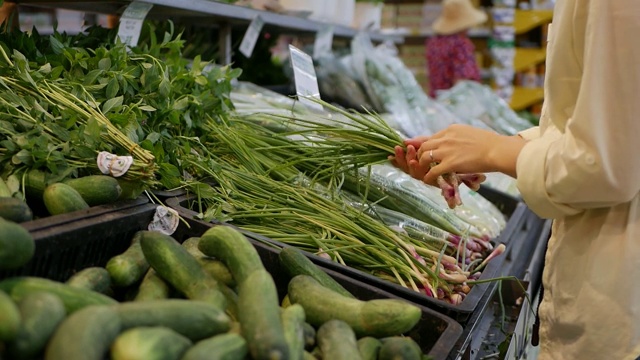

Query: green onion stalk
[[184, 137, 495, 303], [198, 110, 505, 303]]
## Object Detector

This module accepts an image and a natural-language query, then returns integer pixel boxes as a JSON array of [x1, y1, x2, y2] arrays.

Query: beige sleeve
[[516, 0, 640, 219], [517, 127, 540, 141]]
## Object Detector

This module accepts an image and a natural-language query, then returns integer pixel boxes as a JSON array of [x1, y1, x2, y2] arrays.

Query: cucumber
[[65, 267, 112, 294], [6, 292, 67, 359], [134, 268, 170, 301], [0, 197, 33, 223], [43, 183, 89, 215], [106, 231, 150, 287], [288, 275, 421, 338], [238, 269, 289, 360], [110, 326, 192, 360], [303, 322, 316, 350], [0, 277, 117, 313], [0, 289, 20, 341], [198, 225, 263, 284], [357, 337, 382, 360], [115, 299, 231, 341], [181, 333, 248, 360], [139, 231, 227, 309], [279, 247, 353, 298], [220, 283, 239, 321], [317, 320, 362, 360], [378, 337, 422, 360], [64, 175, 122, 206], [0, 217, 35, 270], [282, 304, 306, 360], [182, 237, 236, 287], [24, 169, 49, 199], [45, 305, 121, 360]]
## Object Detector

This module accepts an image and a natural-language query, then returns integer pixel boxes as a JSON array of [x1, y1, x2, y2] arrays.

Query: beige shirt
[[515, 0, 640, 359]]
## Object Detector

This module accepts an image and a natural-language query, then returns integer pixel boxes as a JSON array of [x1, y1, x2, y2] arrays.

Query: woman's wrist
[[488, 135, 527, 178]]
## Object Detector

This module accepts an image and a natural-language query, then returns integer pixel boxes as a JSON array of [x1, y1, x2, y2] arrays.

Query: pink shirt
[[426, 33, 481, 98]]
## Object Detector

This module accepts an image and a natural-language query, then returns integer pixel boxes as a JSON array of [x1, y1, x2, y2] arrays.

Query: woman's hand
[[415, 124, 526, 186], [388, 136, 431, 180]]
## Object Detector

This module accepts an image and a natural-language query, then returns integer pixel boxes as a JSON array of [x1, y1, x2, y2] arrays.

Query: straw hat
[[432, 0, 488, 35]]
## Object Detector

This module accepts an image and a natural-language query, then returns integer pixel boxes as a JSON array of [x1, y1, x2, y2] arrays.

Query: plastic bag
[[343, 163, 506, 239], [315, 54, 376, 111], [436, 80, 533, 135]]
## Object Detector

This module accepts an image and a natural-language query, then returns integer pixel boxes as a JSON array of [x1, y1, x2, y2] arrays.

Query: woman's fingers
[[423, 163, 450, 187], [391, 145, 411, 173], [403, 135, 429, 149]]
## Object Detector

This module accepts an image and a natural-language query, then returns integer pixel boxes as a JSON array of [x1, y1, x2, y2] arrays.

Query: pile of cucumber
[[0, 225, 435, 360], [0, 173, 124, 222]]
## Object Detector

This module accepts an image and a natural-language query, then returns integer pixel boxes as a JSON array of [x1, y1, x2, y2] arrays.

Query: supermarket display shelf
[[514, 47, 547, 72], [168, 189, 527, 323], [405, 27, 492, 39], [514, 9, 553, 35], [2, 202, 465, 360], [10, 0, 403, 43], [448, 213, 550, 360], [510, 86, 544, 111]]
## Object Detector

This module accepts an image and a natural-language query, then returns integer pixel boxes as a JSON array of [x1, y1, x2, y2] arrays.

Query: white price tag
[[117, 2, 154, 47], [313, 25, 334, 59], [148, 206, 180, 235], [289, 45, 322, 111], [239, 16, 264, 58], [97, 151, 133, 178]]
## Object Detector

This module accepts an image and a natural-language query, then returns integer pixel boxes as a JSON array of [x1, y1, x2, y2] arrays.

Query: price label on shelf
[[239, 15, 264, 58], [313, 25, 334, 60], [289, 45, 322, 111], [117, 1, 154, 47]]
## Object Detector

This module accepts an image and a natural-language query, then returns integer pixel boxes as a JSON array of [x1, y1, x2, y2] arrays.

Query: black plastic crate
[[0, 200, 151, 282], [179, 218, 464, 360], [1, 203, 464, 360], [19, 196, 149, 233], [167, 188, 529, 323], [149, 188, 188, 202]]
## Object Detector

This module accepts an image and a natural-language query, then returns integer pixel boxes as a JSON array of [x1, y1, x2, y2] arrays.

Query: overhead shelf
[[10, 0, 403, 43], [510, 87, 544, 111], [514, 47, 546, 72], [514, 10, 553, 35], [406, 27, 491, 39]]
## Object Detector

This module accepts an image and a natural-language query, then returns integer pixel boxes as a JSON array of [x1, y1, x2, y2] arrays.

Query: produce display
[[0, 24, 514, 308], [0, 25, 239, 193], [0, 225, 436, 360]]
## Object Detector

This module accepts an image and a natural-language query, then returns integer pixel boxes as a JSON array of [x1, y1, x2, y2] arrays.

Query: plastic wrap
[[345, 164, 506, 239], [293, 174, 490, 255], [315, 54, 376, 111], [347, 34, 452, 137], [482, 172, 521, 198], [436, 80, 533, 135]]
